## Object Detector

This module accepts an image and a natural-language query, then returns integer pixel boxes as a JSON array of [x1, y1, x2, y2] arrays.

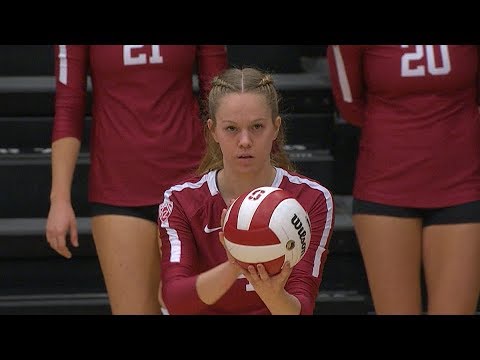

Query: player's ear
[[207, 118, 219, 142], [273, 116, 281, 140]]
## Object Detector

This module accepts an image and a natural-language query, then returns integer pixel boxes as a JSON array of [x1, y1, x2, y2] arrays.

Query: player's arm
[[249, 262, 302, 315], [285, 187, 335, 315], [159, 195, 241, 314], [50, 45, 88, 202], [195, 45, 228, 117], [327, 45, 366, 127], [46, 45, 89, 258], [195, 240, 242, 306]]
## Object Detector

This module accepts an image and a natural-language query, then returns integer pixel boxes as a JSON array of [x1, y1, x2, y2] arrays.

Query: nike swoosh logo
[[204, 225, 222, 234]]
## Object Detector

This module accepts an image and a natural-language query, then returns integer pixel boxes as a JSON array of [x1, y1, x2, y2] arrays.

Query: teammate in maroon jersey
[[328, 45, 480, 314], [45, 45, 227, 314], [158, 67, 334, 315]]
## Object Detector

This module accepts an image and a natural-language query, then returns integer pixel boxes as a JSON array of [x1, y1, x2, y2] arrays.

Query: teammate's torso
[[363, 45, 476, 97], [86, 45, 204, 205], [355, 45, 480, 207], [89, 45, 198, 115]]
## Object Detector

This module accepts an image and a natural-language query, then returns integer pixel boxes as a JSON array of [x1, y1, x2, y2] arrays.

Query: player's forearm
[[196, 261, 241, 305], [262, 289, 302, 315], [50, 137, 81, 203]]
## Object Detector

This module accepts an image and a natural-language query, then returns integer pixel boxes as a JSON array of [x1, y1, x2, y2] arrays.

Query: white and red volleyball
[[223, 186, 311, 276]]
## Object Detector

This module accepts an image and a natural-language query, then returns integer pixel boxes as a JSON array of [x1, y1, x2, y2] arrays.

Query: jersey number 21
[[123, 45, 164, 65]]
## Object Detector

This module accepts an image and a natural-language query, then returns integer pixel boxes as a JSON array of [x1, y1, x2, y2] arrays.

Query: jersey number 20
[[401, 45, 451, 77]]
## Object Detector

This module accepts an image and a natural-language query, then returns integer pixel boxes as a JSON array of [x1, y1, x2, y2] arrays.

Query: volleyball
[[223, 186, 311, 275]]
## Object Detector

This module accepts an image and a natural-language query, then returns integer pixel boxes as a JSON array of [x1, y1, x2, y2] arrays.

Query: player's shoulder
[[163, 171, 216, 202], [278, 168, 333, 199]]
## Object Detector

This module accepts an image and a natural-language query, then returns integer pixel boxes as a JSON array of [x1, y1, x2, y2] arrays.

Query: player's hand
[[243, 261, 293, 301], [45, 200, 79, 259], [218, 199, 233, 246], [219, 208, 236, 264], [219, 204, 244, 274]]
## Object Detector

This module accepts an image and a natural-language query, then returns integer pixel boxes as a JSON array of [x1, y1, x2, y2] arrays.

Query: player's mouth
[[237, 154, 254, 159]]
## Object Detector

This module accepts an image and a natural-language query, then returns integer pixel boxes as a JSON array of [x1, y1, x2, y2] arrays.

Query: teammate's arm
[[46, 45, 89, 259], [327, 45, 366, 127], [195, 45, 228, 119], [476, 45, 480, 107]]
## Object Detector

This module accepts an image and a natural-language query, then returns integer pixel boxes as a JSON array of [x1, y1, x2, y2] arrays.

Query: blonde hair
[[197, 67, 294, 174]]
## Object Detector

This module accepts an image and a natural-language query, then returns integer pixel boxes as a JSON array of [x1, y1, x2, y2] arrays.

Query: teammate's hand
[[45, 200, 79, 258]]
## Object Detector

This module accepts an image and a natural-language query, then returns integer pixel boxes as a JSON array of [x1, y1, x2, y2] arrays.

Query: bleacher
[[0, 45, 371, 315]]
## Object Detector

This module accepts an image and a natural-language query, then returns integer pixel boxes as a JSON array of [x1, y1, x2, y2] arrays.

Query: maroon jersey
[[158, 168, 334, 315], [328, 45, 480, 207], [52, 45, 228, 206]]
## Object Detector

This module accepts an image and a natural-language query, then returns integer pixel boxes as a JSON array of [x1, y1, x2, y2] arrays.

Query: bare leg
[[423, 223, 480, 315], [92, 215, 161, 315], [353, 215, 423, 314]]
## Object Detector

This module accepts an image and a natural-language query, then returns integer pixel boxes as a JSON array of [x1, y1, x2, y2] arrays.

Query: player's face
[[208, 92, 280, 174]]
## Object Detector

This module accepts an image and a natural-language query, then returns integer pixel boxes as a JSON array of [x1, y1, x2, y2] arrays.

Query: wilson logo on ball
[[222, 186, 311, 275]]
